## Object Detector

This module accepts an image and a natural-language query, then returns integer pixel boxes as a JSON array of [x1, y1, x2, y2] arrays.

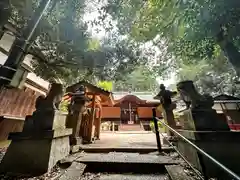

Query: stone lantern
[[66, 85, 91, 152]]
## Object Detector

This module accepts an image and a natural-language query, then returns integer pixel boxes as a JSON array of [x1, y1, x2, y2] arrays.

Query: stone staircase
[[59, 152, 195, 180]]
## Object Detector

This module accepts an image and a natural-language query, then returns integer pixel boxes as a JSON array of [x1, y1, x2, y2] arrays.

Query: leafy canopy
[[0, 0, 152, 86], [103, 0, 240, 73]]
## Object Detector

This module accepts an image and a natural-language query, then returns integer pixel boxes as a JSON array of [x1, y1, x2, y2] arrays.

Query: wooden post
[[94, 108, 100, 140], [129, 102, 132, 123], [86, 95, 96, 143], [94, 104, 102, 140], [94, 117, 101, 139], [152, 108, 162, 152]]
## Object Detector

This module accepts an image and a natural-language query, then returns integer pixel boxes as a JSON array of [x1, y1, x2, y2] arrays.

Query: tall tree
[[103, 0, 240, 75]]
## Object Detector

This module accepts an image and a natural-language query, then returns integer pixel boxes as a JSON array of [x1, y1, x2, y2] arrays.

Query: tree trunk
[[217, 28, 240, 75], [218, 41, 240, 75]]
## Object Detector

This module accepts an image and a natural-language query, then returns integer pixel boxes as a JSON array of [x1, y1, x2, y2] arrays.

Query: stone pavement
[[80, 131, 167, 149]]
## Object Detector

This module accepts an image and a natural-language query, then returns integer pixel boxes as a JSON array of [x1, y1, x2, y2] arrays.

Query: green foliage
[[0, 0, 151, 85], [59, 99, 69, 113], [87, 39, 101, 51], [100, 0, 240, 96], [149, 121, 165, 133], [113, 65, 158, 92], [176, 52, 240, 96], [97, 81, 113, 91], [103, 0, 240, 74], [3, 0, 240, 96]]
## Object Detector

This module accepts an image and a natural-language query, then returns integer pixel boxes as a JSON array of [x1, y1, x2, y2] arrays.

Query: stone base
[[70, 137, 82, 145], [0, 129, 72, 176], [70, 137, 82, 153], [180, 109, 230, 131], [176, 130, 240, 179], [71, 145, 81, 153]]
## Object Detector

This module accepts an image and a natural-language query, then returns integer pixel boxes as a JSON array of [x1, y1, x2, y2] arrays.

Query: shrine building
[[101, 92, 162, 131], [64, 83, 162, 135]]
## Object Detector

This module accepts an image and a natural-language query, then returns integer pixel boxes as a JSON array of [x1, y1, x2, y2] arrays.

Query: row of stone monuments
[[158, 80, 240, 179], [0, 83, 90, 176]]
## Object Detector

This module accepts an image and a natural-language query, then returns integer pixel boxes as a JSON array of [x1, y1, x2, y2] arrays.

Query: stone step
[[76, 152, 178, 164], [58, 162, 86, 180], [165, 165, 195, 180], [76, 152, 179, 175], [79, 146, 174, 154], [98, 174, 169, 180]]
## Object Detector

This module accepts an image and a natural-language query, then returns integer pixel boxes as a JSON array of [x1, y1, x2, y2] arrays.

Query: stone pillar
[[175, 80, 238, 179], [154, 84, 177, 138], [0, 83, 72, 175], [162, 104, 177, 137], [66, 96, 86, 153]]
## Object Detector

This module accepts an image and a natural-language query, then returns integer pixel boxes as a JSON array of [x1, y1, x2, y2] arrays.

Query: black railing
[[152, 108, 240, 180]]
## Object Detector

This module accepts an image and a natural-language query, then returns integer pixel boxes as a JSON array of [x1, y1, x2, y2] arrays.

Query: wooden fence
[[0, 116, 25, 141], [0, 86, 40, 117], [0, 86, 41, 141]]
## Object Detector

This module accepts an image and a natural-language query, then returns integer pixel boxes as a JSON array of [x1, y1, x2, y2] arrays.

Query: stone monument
[[0, 83, 72, 176], [154, 84, 177, 137], [176, 80, 240, 179], [66, 85, 90, 153], [176, 80, 229, 131]]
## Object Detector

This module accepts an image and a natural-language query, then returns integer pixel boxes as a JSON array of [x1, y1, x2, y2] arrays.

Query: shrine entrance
[[120, 101, 139, 124]]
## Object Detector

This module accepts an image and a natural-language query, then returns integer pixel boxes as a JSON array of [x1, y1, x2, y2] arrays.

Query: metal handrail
[[158, 130, 204, 180], [152, 109, 240, 180]]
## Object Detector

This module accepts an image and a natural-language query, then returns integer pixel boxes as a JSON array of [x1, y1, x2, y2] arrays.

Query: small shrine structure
[[64, 81, 113, 149], [213, 94, 240, 130]]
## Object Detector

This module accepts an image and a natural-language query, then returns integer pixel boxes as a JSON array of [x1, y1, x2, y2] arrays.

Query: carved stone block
[[0, 129, 72, 175], [180, 109, 230, 131], [0, 110, 72, 176], [176, 130, 240, 179]]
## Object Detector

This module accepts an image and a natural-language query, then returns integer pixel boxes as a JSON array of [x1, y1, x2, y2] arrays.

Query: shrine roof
[[67, 81, 111, 95], [66, 81, 114, 105], [213, 94, 240, 103], [113, 92, 160, 103], [214, 94, 240, 101]]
